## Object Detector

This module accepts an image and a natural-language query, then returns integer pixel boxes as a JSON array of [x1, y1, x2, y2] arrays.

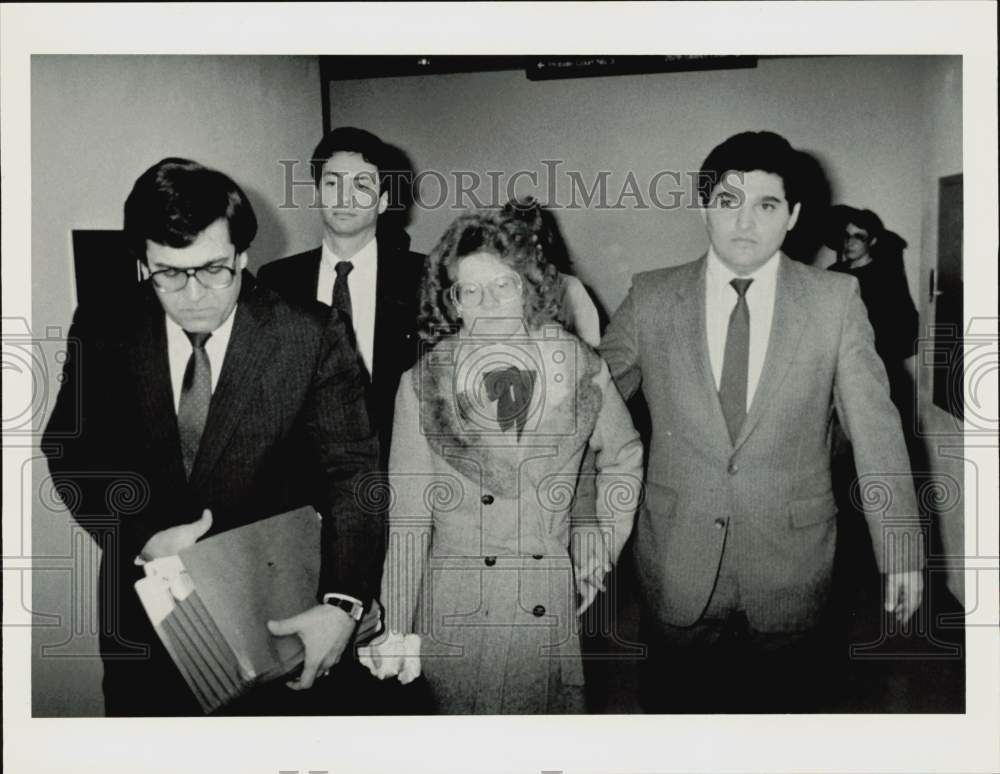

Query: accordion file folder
[[134, 506, 321, 713]]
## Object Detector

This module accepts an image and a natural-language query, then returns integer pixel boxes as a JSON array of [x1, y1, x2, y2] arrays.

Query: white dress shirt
[[704, 248, 780, 410], [318, 237, 378, 375], [165, 306, 237, 412]]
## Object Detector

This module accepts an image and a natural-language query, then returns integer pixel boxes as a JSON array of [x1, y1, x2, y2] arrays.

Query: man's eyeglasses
[[448, 273, 523, 308], [147, 260, 239, 292], [844, 232, 872, 244]]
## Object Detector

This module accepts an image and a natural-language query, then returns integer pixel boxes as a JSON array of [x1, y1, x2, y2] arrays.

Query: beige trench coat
[[380, 331, 643, 714]]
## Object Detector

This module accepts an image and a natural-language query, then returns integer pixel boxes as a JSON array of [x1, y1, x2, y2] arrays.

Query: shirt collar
[[322, 235, 378, 269], [164, 299, 238, 349], [706, 246, 782, 287]]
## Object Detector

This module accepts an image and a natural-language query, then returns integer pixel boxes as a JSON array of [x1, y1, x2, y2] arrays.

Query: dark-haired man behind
[[258, 127, 425, 467], [42, 158, 382, 716], [600, 131, 924, 712]]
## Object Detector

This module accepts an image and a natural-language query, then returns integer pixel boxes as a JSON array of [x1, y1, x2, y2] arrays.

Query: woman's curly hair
[[418, 210, 563, 345]]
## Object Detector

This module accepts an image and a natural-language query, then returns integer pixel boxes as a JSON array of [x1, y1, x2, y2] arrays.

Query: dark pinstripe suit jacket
[[42, 272, 381, 712], [257, 232, 424, 468], [600, 255, 923, 633]]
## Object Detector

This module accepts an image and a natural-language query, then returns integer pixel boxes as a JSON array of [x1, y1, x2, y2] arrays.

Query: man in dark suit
[[600, 131, 924, 712], [258, 127, 424, 467], [42, 158, 383, 716]]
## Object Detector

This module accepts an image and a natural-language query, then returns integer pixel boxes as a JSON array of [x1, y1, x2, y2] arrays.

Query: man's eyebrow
[[150, 255, 231, 270]]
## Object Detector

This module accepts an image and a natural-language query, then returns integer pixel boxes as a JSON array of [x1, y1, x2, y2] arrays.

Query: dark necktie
[[331, 260, 358, 351], [332, 260, 354, 320], [484, 366, 536, 441], [177, 331, 212, 478], [719, 278, 753, 444]]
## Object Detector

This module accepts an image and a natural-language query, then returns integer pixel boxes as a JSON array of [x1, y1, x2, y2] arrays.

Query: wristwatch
[[322, 593, 364, 621]]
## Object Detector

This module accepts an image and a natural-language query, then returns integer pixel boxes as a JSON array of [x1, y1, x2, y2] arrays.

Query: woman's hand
[[572, 529, 612, 616], [358, 631, 421, 684]]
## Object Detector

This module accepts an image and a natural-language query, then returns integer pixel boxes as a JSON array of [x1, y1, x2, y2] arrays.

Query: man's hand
[[140, 509, 213, 561], [267, 604, 356, 690], [885, 570, 923, 624]]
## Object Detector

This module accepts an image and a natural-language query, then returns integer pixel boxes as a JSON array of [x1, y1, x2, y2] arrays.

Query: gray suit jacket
[[600, 254, 922, 632]]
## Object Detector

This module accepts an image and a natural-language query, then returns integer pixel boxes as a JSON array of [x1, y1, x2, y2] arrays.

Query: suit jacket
[[41, 273, 381, 714], [600, 254, 922, 633], [256, 231, 425, 467]]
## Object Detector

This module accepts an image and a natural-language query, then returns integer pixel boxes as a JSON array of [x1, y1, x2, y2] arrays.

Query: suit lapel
[[188, 276, 278, 489], [128, 291, 188, 482], [371, 240, 406, 384], [306, 249, 322, 304], [733, 255, 806, 449], [669, 256, 733, 445]]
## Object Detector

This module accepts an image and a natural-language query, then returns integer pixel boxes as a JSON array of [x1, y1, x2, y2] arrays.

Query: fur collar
[[414, 331, 604, 498]]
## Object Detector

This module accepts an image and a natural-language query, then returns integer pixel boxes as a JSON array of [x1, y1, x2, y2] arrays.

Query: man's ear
[[237, 252, 249, 271], [869, 235, 878, 248], [377, 189, 389, 217], [138, 261, 150, 280], [787, 201, 802, 232]]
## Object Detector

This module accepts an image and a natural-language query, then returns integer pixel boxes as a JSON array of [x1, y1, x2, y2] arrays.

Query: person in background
[[258, 126, 424, 468], [828, 206, 919, 420], [362, 210, 643, 713], [502, 196, 602, 347]]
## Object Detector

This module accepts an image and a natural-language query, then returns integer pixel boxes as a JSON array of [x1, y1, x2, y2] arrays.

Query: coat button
[[532, 554, 543, 560], [714, 518, 727, 529], [484, 556, 496, 567], [481, 494, 495, 505], [532, 605, 546, 617], [727, 461, 739, 474]]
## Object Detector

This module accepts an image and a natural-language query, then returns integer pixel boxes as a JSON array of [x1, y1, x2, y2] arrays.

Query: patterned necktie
[[719, 278, 753, 444], [484, 366, 536, 441], [332, 260, 354, 320], [331, 260, 358, 351], [177, 331, 212, 477]]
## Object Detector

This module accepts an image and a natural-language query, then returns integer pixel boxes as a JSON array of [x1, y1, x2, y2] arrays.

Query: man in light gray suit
[[600, 131, 924, 712]]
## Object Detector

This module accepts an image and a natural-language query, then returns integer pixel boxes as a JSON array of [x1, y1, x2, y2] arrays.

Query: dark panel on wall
[[931, 173, 964, 419], [71, 230, 139, 307]]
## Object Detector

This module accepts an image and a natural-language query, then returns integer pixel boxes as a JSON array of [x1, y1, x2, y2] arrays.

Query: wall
[[914, 56, 965, 602], [30, 55, 322, 716], [328, 56, 937, 316]]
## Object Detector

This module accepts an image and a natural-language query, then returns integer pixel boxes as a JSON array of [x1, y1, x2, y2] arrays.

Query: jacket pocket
[[788, 493, 836, 529], [644, 481, 678, 520]]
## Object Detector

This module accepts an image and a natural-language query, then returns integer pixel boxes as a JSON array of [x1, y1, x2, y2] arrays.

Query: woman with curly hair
[[360, 210, 643, 713]]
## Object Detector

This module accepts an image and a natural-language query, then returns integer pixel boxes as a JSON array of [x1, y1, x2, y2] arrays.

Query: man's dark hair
[[310, 126, 390, 193], [697, 131, 803, 207], [123, 157, 258, 263], [846, 208, 885, 240]]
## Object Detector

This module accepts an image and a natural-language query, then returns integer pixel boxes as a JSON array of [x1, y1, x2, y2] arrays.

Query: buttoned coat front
[[381, 333, 643, 713]]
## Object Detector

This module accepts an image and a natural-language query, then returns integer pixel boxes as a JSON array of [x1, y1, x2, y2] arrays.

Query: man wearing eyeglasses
[[42, 158, 382, 716]]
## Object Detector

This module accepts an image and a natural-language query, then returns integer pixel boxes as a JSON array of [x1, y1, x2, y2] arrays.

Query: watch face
[[324, 595, 363, 620]]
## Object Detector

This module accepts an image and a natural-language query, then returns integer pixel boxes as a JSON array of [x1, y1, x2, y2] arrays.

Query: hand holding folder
[[135, 506, 331, 713], [266, 603, 355, 691]]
